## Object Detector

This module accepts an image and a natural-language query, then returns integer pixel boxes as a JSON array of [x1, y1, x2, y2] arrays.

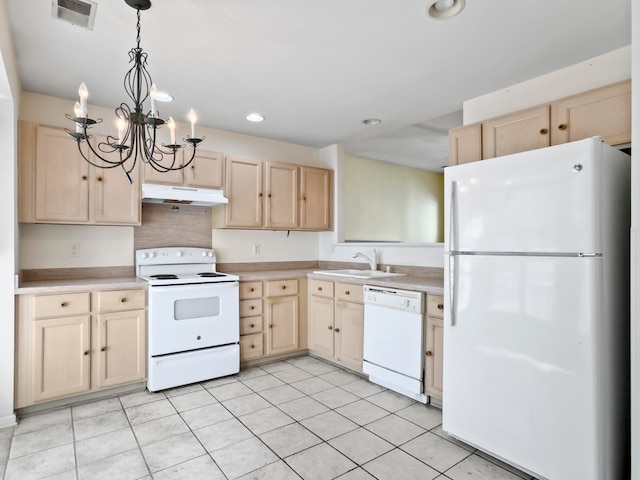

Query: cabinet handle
[[317, 287, 322, 291], [121, 297, 127, 303], [437, 303, 443, 310], [558, 124, 567, 131], [426, 350, 433, 356], [84, 350, 90, 356], [539, 128, 548, 135], [101, 346, 107, 352], [61, 302, 68, 307], [345, 291, 350, 295], [328, 325, 333, 330], [335, 327, 340, 333]]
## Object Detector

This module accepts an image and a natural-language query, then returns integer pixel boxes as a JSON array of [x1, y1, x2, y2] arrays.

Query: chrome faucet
[[353, 249, 377, 271]]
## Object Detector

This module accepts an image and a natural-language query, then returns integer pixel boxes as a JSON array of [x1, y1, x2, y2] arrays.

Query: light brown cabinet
[[449, 80, 632, 165], [142, 149, 224, 189], [214, 155, 332, 231], [308, 279, 364, 370], [264, 279, 299, 356], [16, 288, 147, 408], [19, 123, 141, 225], [449, 123, 482, 166], [425, 293, 444, 400], [239, 281, 264, 361]]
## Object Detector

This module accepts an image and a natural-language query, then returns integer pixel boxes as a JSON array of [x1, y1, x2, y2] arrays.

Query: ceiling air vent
[[52, 0, 97, 30]]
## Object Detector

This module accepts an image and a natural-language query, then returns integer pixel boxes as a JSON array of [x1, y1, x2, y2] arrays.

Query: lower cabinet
[[239, 278, 305, 363], [16, 288, 146, 408], [425, 293, 444, 400], [308, 279, 364, 370]]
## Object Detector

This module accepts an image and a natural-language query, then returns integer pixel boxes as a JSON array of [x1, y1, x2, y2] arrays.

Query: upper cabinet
[[19, 123, 141, 226], [142, 149, 224, 189], [214, 155, 333, 231], [449, 79, 631, 165], [550, 80, 631, 147]]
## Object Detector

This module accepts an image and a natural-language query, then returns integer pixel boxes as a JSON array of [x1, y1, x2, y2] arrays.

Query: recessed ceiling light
[[426, 0, 465, 19], [155, 91, 174, 102], [246, 113, 265, 122], [362, 118, 382, 126]]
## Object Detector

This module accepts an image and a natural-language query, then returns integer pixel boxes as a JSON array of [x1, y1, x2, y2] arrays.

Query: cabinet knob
[[558, 124, 568, 131], [345, 291, 350, 295], [426, 350, 433, 356], [81, 175, 87, 181], [250, 323, 255, 328], [539, 128, 548, 135], [250, 306, 255, 310], [250, 288, 255, 292], [251, 344, 255, 349], [121, 297, 127, 303], [101, 346, 106, 352], [61, 302, 68, 307], [97, 177, 103, 182], [328, 325, 333, 330], [335, 328, 340, 333], [268, 193, 272, 198], [318, 287, 322, 291], [84, 350, 90, 356], [259, 192, 263, 197], [281, 285, 286, 290], [437, 303, 443, 310], [269, 324, 273, 328]]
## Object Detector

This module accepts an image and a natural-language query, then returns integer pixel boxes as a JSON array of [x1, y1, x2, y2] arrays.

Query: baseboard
[[0, 413, 17, 430]]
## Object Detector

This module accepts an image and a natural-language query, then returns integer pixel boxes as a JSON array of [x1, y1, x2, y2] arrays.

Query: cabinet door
[[308, 295, 334, 357], [334, 301, 364, 369], [93, 309, 146, 389], [449, 123, 482, 166], [31, 315, 91, 403], [91, 136, 141, 225], [240, 333, 264, 361], [482, 105, 550, 159], [185, 150, 224, 188], [225, 155, 263, 227], [265, 162, 298, 229], [265, 295, 299, 355], [35, 126, 90, 223], [142, 150, 184, 185], [425, 314, 444, 399], [299, 166, 332, 230], [550, 79, 631, 147]]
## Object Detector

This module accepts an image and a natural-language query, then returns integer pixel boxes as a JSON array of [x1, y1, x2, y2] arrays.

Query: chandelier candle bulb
[[73, 102, 83, 133], [116, 118, 127, 144], [187, 109, 197, 138], [149, 83, 158, 117], [78, 82, 88, 117], [168, 116, 176, 144]]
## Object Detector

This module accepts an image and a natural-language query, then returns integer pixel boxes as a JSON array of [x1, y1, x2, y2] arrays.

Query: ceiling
[[4, 0, 631, 171]]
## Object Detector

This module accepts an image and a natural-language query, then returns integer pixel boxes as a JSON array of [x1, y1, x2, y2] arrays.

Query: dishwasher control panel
[[363, 285, 424, 313]]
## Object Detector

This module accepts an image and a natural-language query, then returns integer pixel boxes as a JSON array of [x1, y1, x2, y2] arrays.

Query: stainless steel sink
[[312, 269, 407, 279]]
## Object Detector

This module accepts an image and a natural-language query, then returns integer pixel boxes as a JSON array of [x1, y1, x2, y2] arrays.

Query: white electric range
[[136, 247, 240, 391]]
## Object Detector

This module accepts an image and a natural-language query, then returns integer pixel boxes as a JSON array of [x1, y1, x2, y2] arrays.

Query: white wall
[[464, 45, 631, 125], [0, 0, 20, 428]]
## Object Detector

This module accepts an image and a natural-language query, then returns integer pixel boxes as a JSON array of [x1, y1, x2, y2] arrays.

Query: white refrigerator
[[443, 137, 630, 480]]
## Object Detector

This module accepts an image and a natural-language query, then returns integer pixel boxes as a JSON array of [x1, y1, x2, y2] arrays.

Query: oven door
[[148, 281, 239, 356]]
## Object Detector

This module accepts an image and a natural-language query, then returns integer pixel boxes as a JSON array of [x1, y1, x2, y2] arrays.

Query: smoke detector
[[52, 0, 97, 30]]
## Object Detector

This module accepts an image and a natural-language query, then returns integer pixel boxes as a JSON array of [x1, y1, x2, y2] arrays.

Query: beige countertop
[[15, 269, 444, 296]]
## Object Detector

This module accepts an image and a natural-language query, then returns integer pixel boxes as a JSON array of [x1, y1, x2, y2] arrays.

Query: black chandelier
[[65, 0, 203, 184]]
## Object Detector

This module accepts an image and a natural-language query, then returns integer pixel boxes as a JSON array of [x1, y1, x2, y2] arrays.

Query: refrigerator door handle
[[449, 180, 458, 326]]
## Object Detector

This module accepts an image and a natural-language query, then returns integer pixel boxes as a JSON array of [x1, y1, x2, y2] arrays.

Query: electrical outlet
[[252, 243, 261, 255], [70, 243, 80, 258]]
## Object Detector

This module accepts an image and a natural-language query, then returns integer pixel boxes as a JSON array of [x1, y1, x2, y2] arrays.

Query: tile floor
[[0, 355, 533, 480]]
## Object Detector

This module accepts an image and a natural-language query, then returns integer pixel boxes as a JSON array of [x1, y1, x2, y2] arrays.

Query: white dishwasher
[[363, 285, 427, 403]]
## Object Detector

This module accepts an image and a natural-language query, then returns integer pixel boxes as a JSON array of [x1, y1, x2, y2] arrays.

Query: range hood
[[141, 183, 228, 207]]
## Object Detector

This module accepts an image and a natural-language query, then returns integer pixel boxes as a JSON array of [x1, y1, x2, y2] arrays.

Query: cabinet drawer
[[33, 293, 90, 318], [240, 298, 263, 317], [240, 281, 263, 300], [427, 294, 444, 318], [309, 279, 334, 298], [264, 279, 299, 297], [93, 289, 146, 313], [240, 316, 263, 335], [240, 333, 263, 360], [335, 282, 363, 303]]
